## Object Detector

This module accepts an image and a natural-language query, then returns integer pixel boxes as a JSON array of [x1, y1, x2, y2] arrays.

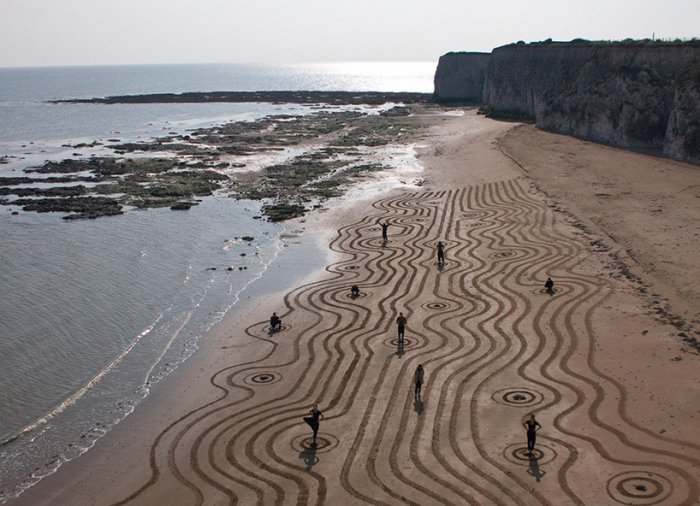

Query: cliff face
[[664, 66, 700, 162], [433, 52, 490, 103], [434, 43, 700, 164]]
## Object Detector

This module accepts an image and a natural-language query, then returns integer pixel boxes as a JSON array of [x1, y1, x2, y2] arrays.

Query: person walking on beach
[[414, 364, 424, 399], [544, 277, 554, 295], [396, 312, 407, 342], [378, 220, 389, 245], [351, 284, 360, 298], [437, 241, 445, 266], [303, 404, 324, 443], [523, 414, 542, 453]]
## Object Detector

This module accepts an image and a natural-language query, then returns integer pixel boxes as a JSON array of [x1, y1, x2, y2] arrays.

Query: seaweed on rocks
[[96, 169, 228, 209], [0, 185, 89, 197], [13, 196, 124, 220], [333, 114, 420, 147], [170, 201, 198, 210], [6, 104, 427, 221], [5, 157, 229, 218], [262, 202, 307, 221]]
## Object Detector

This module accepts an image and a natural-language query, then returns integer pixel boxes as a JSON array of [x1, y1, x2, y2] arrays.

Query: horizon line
[[0, 60, 440, 71]]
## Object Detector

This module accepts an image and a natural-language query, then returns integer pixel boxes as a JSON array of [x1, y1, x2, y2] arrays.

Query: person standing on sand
[[378, 220, 389, 244], [270, 312, 282, 331], [396, 312, 407, 342], [414, 364, 424, 399], [303, 404, 324, 443], [544, 277, 554, 295], [523, 414, 542, 453], [437, 241, 445, 265]]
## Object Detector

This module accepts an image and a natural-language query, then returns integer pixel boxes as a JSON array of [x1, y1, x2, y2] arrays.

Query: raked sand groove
[[107, 178, 700, 506]]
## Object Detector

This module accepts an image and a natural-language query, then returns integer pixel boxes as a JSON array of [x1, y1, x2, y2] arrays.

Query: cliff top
[[501, 38, 700, 49], [442, 51, 490, 56]]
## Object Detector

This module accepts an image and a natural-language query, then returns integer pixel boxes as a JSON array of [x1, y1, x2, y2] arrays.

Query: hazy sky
[[1, 0, 698, 67]]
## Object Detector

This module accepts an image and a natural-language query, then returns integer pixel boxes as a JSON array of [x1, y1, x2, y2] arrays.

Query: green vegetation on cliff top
[[505, 38, 700, 48]]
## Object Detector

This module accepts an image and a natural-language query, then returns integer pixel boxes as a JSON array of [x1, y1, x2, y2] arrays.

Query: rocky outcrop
[[433, 52, 490, 103], [435, 41, 700, 164]]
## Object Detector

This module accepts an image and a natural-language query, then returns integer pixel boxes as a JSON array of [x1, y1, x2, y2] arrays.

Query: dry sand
[[9, 108, 700, 506]]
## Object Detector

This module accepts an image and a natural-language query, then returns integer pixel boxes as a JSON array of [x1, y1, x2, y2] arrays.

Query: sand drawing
[[109, 179, 700, 506]]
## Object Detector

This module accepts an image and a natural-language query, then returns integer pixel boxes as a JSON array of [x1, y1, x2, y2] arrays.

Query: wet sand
[[9, 107, 700, 505]]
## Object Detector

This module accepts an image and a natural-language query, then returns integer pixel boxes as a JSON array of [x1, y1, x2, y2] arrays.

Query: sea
[[0, 62, 435, 500]]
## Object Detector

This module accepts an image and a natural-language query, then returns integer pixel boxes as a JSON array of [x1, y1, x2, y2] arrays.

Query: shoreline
[[6, 107, 700, 505], [0, 210, 336, 503]]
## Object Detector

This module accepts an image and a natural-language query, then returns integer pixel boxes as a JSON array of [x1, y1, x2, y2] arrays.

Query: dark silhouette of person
[[414, 364, 424, 399], [270, 312, 282, 331], [303, 404, 324, 443], [527, 452, 545, 482], [437, 241, 445, 265], [299, 444, 319, 470], [544, 277, 554, 295], [523, 414, 542, 453], [351, 285, 360, 298], [378, 220, 389, 244], [396, 312, 407, 342]]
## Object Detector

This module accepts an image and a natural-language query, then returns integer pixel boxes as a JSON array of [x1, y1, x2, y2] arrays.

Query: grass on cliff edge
[[506, 38, 700, 48]]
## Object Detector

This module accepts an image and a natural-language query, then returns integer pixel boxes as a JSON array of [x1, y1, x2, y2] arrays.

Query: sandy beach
[[8, 107, 700, 505]]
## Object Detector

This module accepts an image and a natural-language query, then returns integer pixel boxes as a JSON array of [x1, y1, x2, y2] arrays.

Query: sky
[[1, 0, 698, 67]]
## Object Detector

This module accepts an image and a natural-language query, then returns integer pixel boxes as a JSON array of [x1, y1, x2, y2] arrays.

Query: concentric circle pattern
[[607, 471, 673, 505], [291, 433, 339, 454], [503, 443, 557, 467], [343, 291, 368, 300], [489, 250, 518, 259], [423, 302, 450, 310], [243, 372, 282, 386], [382, 337, 417, 349], [492, 387, 544, 408]]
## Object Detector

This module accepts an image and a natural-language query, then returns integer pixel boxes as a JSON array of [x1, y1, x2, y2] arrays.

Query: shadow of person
[[396, 339, 405, 357], [527, 452, 546, 482], [299, 442, 319, 471], [414, 398, 424, 414]]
